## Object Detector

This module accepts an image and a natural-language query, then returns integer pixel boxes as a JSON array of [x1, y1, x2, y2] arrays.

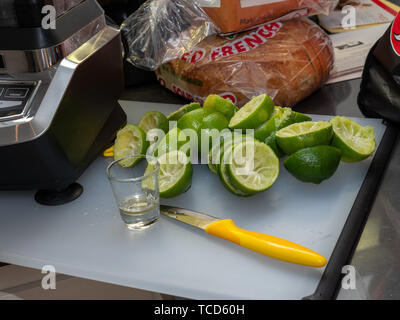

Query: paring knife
[[160, 205, 327, 268]]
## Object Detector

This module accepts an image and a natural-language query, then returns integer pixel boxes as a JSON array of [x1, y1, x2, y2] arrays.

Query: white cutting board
[[0, 101, 386, 299]]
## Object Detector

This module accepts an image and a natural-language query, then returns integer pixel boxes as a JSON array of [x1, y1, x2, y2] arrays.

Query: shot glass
[[106, 155, 160, 230]]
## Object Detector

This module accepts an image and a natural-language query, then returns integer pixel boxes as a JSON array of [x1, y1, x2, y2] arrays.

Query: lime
[[113, 124, 149, 167], [264, 134, 284, 158], [199, 112, 229, 151], [208, 133, 253, 175], [177, 108, 207, 133], [284, 146, 342, 184], [218, 146, 253, 197], [177, 108, 208, 156], [200, 112, 229, 130], [255, 107, 312, 142], [227, 140, 279, 193], [203, 94, 239, 120], [167, 102, 201, 121], [229, 94, 274, 130], [143, 150, 193, 198], [290, 110, 312, 123], [152, 127, 188, 157], [207, 131, 238, 174], [138, 111, 169, 134], [254, 107, 282, 141], [330, 116, 376, 162], [254, 107, 288, 141], [253, 107, 312, 157], [276, 121, 333, 155]]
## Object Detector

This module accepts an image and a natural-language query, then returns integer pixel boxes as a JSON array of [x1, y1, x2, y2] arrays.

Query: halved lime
[[208, 132, 253, 175], [284, 146, 342, 184], [207, 131, 238, 174], [255, 107, 311, 143], [254, 107, 288, 140], [152, 127, 188, 157], [276, 121, 333, 155], [227, 140, 279, 194], [218, 146, 253, 197], [203, 94, 239, 120], [254, 107, 282, 141], [167, 102, 201, 121], [138, 111, 169, 134], [330, 116, 376, 162], [199, 112, 229, 152], [143, 150, 193, 198], [290, 110, 312, 123], [261, 108, 312, 157], [264, 134, 284, 158], [177, 108, 207, 155], [114, 124, 149, 167], [229, 94, 274, 130], [200, 112, 229, 130], [177, 108, 207, 133]]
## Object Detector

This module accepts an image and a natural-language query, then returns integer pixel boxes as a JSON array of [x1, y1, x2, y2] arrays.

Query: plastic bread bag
[[197, 0, 338, 34], [121, 0, 219, 71], [155, 18, 334, 107]]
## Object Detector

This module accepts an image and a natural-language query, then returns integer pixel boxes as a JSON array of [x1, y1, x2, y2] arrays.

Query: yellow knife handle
[[205, 219, 327, 268]]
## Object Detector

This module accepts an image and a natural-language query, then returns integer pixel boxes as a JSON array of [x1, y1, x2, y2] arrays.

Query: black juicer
[[0, 0, 127, 204]]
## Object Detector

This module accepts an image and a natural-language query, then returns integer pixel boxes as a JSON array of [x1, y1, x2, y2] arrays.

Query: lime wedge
[[228, 140, 279, 193], [114, 124, 148, 167], [276, 121, 333, 154], [330, 116, 376, 162], [143, 150, 193, 198], [138, 111, 168, 134], [203, 94, 239, 120], [229, 94, 274, 129], [167, 102, 201, 121], [284, 146, 342, 184]]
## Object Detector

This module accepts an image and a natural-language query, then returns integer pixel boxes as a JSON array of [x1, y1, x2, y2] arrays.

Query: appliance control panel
[[0, 81, 37, 119]]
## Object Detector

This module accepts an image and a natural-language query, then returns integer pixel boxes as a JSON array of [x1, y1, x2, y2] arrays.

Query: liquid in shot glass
[[106, 155, 160, 230]]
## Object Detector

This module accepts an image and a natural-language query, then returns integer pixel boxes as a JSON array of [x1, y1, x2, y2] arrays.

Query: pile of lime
[[274, 116, 376, 184], [109, 93, 377, 198]]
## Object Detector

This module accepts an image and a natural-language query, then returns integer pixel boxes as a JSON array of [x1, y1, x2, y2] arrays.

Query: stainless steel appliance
[[0, 0, 127, 204]]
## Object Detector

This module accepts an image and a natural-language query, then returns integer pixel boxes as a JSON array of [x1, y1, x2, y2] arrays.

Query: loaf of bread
[[200, 0, 335, 34], [155, 18, 334, 107]]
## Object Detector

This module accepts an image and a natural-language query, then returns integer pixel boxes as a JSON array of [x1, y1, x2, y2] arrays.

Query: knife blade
[[160, 205, 327, 268]]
